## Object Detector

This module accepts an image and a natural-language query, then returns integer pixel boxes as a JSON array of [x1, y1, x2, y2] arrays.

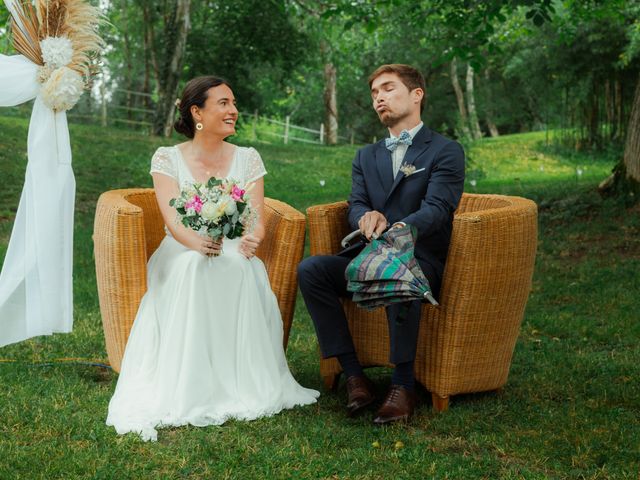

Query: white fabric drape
[[0, 53, 75, 347]]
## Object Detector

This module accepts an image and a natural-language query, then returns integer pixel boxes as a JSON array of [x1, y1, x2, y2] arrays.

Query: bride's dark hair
[[174, 76, 232, 138]]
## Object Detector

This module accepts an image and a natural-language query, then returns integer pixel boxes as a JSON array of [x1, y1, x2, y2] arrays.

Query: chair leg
[[431, 393, 449, 412], [322, 373, 341, 391]]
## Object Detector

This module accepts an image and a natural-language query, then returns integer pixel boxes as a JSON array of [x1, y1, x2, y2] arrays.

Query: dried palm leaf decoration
[[6, 0, 104, 111]]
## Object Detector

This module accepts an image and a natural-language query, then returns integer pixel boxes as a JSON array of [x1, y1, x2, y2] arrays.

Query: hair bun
[[173, 116, 193, 138]]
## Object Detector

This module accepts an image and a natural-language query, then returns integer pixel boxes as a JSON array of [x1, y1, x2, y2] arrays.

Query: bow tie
[[385, 130, 412, 152]]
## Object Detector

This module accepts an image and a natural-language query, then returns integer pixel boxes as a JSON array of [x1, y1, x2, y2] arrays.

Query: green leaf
[[207, 178, 222, 188], [533, 13, 545, 27]]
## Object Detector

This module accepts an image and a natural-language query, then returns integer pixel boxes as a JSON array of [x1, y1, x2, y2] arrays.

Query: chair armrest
[[426, 196, 538, 394], [440, 196, 538, 307], [257, 198, 306, 349], [93, 189, 151, 372], [306, 201, 350, 256]]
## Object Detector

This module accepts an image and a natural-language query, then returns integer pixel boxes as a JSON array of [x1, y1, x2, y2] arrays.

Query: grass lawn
[[0, 114, 638, 479]]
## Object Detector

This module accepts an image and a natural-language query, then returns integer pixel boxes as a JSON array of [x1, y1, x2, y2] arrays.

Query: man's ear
[[412, 88, 424, 105]]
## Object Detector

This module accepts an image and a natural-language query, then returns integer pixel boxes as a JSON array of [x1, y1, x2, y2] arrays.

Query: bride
[[106, 76, 319, 441]]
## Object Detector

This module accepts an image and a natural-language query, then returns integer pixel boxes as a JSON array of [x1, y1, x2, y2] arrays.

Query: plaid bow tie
[[385, 130, 412, 152]]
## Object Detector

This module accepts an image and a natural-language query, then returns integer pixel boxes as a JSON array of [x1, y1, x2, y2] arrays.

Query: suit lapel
[[385, 126, 432, 202], [375, 141, 394, 193]]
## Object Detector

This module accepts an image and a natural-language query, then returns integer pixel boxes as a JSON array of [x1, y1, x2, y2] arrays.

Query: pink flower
[[185, 195, 203, 213], [231, 185, 245, 201]]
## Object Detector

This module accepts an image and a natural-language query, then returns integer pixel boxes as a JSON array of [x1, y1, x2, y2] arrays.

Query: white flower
[[36, 65, 55, 84], [201, 202, 219, 221], [40, 36, 74, 69], [40, 66, 85, 112], [224, 199, 237, 216], [399, 164, 416, 177], [319, 180, 326, 187], [470, 179, 477, 187]]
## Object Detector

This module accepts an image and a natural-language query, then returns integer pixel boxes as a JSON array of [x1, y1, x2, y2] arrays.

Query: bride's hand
[[193, 236, 223, 256], [239, 234, 260, 259]]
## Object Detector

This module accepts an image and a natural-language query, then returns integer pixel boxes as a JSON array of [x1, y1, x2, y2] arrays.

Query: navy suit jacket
[[347, 125, 465, 283]]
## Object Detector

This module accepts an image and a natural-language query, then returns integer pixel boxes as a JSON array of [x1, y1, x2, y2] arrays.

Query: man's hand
[[358, 211, 388, 240]]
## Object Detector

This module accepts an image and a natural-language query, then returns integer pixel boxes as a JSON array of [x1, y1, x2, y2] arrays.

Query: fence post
[[284, 115, 290, 144], [320, 123, 325, 145], [101, 83, 107, 127], [252, 110, 258, 141], [350, 130, 355, 145], [372, 136, 377, 143]]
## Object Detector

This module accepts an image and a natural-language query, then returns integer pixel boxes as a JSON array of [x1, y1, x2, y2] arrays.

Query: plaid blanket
[[345, 224, 438, 310]]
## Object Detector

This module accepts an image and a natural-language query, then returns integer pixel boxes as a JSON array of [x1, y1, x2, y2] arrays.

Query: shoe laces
[[386, 386, 403, 403]]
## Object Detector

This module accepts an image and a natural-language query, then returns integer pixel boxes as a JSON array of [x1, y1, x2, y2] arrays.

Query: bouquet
[[170, 177, 255, 241]]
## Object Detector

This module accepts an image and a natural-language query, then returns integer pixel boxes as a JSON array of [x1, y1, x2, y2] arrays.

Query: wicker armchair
[[307, 193, 538, 411], [93, 188, 306, 373]]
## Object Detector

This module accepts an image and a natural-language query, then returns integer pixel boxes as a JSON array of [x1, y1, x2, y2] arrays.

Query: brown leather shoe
[[345, 375, 376, 416], [373, 385, 416, 425]]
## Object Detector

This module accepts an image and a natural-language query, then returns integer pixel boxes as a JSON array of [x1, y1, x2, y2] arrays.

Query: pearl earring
[[196, 122, 203, 131]]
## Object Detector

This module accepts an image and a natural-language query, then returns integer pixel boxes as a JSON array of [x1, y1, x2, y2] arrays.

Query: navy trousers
[[298, 254, 440, 365]]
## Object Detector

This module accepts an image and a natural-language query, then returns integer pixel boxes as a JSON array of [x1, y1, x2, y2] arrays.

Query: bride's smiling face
[[191, 84, 238, 138]]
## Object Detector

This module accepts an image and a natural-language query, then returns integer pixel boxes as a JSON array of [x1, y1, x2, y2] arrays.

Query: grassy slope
[[0, 115, 638, 479]]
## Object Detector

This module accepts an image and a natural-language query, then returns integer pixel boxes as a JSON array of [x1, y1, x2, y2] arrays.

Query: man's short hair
[[368, 64, 426, 112]]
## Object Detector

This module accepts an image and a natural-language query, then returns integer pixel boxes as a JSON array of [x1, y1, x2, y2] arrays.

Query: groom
[[298, 64, 465, 425]]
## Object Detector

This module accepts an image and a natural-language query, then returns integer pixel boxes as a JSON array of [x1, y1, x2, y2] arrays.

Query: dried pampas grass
[[6, 0, 104, 111], [62, 0, 104, 77], [7, 0, 103, 77]]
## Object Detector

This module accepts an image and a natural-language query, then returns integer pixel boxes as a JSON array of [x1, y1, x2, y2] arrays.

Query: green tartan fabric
[[345, 224, 438, 310]]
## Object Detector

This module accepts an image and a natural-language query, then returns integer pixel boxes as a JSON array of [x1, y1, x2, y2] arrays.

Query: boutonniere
[[399, 164, 425, 177]]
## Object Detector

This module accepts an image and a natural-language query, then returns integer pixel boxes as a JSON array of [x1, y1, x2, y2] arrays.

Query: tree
[[290, 0, 350, 145], [185, 0, 305, 116], [151, 0, 191, 137], [450, 58, 472, 138], [465, 63, 483, 139]]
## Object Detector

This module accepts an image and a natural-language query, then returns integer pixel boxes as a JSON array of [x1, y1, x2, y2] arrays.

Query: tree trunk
[[599, 73, 640, 199], [465, 63, 482, 140], [623, 75, 640, 182], [586, 88, 599, 148], [483, 70, 499, 137], [615, 79, 623, 141], [140, 0, 157, 111], [121, 0, 133, 120], [486, 118, 499, 138], [450, 58, 471, 139], [152, 0, 191, 137], [323, 62, 338, 145], [605, 79, 614, 140]]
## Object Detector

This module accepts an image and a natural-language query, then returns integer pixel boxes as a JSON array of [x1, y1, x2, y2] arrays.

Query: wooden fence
[[238, 111, 359, 145], [7, 87, 367, 144]]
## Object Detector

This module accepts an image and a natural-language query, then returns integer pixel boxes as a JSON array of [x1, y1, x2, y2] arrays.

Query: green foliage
[[0, 7, 12, 54], [184, 0, 307, 114], [90, 0, 640, 156], [1, 117, 639, 478]]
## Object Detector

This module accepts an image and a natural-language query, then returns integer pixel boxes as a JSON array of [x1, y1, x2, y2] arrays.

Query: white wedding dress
[[106, 145, 319, 441]]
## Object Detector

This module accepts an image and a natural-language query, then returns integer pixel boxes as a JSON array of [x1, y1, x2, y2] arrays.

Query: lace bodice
[[149, 145, 267, 187]]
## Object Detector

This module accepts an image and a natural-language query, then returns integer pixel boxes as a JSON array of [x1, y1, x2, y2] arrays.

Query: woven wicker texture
[[93, 188, 306, 373], [306, 193, 538, 410]]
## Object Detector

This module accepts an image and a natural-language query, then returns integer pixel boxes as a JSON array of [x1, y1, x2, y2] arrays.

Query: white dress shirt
[[389, 121, 424, 178]]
